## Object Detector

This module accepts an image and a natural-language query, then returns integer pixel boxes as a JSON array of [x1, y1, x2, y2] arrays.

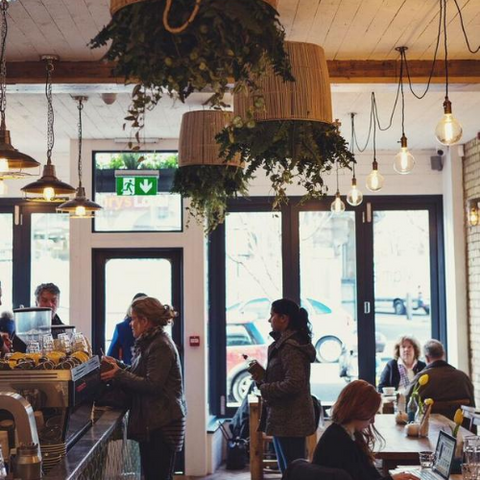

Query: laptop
[[392, 431, 457, 480]]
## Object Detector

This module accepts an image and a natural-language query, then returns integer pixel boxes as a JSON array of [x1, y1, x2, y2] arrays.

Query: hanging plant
[[172, 165, 249, 234], [90, 0, 293, 133], [217, 120, 356, 208]]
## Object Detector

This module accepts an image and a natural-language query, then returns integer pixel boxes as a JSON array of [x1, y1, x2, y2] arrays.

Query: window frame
[[208, 195, 446, 416]]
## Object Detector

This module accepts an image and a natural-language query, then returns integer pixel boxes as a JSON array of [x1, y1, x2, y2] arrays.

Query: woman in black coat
[[250, 298, 317, 474], [101, 296, 187, 480], [313, 380, 419, 480], [378, 335, 426, 393]]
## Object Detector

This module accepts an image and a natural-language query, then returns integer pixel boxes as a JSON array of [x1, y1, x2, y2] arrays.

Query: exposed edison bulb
[[346, 178, 363, 206], [43, 187, 55, 201], [75, 205, 87, 217], [0, 179, 7, 195], [394, 147, 415, 174], [0, 158, 8, 173], [366, 161, 384, 192], [435, 98, 463, 146], [331, 191, 345, 214]]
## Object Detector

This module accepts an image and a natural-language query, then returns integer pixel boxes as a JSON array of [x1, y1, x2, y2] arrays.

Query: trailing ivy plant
[[171, 165, 250, 234], [90, 0, 293, 136], [217, 120, 356, 208]]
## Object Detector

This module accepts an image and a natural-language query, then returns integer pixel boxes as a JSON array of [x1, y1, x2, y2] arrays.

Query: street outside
[[310, 312, 431, 403]]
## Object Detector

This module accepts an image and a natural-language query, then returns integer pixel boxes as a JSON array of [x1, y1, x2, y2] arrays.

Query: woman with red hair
[[313, 380, 418, 480]]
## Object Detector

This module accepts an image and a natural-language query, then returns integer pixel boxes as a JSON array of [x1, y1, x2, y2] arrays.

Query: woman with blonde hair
[[378, 335, 426, 394], [313, 380, 418, 480], [101, 296, 187, 480]]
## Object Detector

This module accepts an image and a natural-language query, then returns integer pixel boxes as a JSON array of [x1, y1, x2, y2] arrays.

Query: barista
[[35, 283, 66, 336]]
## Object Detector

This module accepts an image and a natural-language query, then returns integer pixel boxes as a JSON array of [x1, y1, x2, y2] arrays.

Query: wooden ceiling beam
[[5, 59, 480, 84]]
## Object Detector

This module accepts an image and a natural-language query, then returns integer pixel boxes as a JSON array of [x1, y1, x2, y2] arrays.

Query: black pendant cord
[[77, 98, 84, 188], [453, 0, 480, 54], [399, 49, 406, 138], [372, 93, 378, 163], [350, 113, 357, 179], [45, 59, 55, 166], [443, 0, 449, 99], [0, 0, 8, 128]]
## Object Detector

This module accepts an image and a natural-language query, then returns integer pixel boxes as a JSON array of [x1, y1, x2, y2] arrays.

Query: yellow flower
[[418, 374, 429, 386], [454, 408, 464, 426], [424, 398, 434, 406]]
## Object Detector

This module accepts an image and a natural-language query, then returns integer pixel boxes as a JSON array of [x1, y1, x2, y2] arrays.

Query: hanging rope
[[45, 59, 55, 165], [163, 0, 202, 34], [77, 97, 84, 187], [0, 0, 8, 128]]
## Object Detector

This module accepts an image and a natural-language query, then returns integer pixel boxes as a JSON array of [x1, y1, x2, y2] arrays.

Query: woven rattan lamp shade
[[178, 111, 239, 167], [111, 0, 278, 16], [234, 41, 333, 124]]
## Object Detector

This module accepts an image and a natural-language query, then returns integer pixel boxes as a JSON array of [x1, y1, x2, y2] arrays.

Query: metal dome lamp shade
[[0, 0, 40, 194], [22, 56, 76, 202], [57, 97, 102, 218]]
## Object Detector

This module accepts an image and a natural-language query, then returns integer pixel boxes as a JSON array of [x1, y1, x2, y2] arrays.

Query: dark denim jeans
[[139, 429, 176, 480], [272, 436, 306, 473]]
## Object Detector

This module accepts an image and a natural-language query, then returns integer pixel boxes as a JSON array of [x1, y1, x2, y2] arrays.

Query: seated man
[[406, 339, 475, 419]]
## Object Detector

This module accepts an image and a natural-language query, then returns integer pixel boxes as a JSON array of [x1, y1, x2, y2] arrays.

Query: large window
[[93, 151, 182, 232], [209, 196, 445, 415], [0, 211, 13, 311]]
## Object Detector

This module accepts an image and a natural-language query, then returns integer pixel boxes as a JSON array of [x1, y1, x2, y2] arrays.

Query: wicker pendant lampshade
[[178, 111, 239, 167], [110, 0, 278, 16], [234, 41, 333, 124]]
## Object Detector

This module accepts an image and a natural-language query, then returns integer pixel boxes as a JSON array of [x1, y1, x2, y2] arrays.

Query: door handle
[[364, 301, 371, 314]]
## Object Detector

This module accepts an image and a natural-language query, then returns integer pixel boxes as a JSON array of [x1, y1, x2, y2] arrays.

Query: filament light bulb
[[75, 205, 86, 217], [394, 135, 415, 174], [366, 160, 384, 192], [435, 98, 462, 146], [468, 202, 479, 227], [43, 187, 55, 201], [331, 191, 345, 214], [346, 178, 363, 206]]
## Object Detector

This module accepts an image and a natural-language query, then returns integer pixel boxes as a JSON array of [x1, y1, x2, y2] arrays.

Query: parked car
[[226, 296, 355, 364], [226, 318, 268, 404]]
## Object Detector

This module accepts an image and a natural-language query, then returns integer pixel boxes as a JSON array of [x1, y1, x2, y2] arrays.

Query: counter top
[[45, 408, 128, 480]]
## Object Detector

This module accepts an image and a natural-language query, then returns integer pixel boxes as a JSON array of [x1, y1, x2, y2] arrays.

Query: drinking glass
[[26, 341, 40, 354], [464, 436, 480, 465], [42, 334, 54, 354], [462, 463, 477, 480], [419, 451, 435, 469], [0, 444, 7, 478]]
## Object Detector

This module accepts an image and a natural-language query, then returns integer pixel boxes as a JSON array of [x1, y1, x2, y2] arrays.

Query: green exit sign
[[116, 176, 158, 196]]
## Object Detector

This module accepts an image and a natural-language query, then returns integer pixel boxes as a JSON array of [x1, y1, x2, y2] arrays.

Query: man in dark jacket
[[405, 339, 475, 419], [35, 283, 66, 337]]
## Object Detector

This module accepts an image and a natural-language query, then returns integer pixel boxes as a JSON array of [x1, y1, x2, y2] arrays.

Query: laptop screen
[[433, 431, 457, 479]]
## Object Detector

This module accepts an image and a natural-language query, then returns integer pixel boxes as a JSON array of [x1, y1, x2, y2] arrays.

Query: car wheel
[[316, 336, 343, 363], [393, 299, 406, 315], [231, 370, 253, 403]]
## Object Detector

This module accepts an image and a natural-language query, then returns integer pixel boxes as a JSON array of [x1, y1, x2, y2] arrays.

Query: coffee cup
[[383, 387, 396, 396]]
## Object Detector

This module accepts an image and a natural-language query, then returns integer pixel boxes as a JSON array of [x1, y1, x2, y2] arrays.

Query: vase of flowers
[[407, 374, 429, 423]]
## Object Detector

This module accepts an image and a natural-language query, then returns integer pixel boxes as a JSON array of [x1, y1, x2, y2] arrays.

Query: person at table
[[101, 296, 186, 480], [378, 335, 426, 394], [313, 380, 419, 480], [405, 339, 475, 418], [0, 310, 14, 338], [250, 298, 317, 474], [35, 282, 65, 327], [107, 292, 147, 365]]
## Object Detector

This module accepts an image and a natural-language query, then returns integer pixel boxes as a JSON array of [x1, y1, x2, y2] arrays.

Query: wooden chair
[[461, 405, 480, 433], [431, 398, 471, 422]]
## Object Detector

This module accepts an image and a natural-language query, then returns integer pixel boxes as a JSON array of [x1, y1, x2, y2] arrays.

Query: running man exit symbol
[[116, 176, 158, 196]]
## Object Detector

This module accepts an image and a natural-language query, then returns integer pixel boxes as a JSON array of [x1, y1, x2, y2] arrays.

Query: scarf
[[133, 325, 164, 358]]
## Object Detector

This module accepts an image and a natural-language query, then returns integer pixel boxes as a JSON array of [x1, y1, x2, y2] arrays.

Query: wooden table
[[375, 414, 470, 474]]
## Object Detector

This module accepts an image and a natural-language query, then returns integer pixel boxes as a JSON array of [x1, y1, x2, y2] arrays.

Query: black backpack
[[219, 421, 248, 470]]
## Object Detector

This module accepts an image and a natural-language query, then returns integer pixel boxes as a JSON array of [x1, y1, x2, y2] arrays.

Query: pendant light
[[467, 199, 479, 227], [366, 95, 384, 192], [57, 97, 102, 218], [330, 160, 345, 215], [0, 0, 40, 191], [394, 47, 415, 174], [22, 56, 76, 202], [346, 113, 363, 207], [435, 0, 462, 146]]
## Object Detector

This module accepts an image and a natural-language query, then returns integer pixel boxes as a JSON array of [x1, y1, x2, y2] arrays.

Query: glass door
[[92, 248, 183, 355], [298, 209, 358, 403], [372, 208, 434, 385], [0, 212, 13, 311]]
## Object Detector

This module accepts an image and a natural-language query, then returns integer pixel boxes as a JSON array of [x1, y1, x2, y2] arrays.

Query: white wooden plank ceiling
[[3, 0, 480, 155]]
